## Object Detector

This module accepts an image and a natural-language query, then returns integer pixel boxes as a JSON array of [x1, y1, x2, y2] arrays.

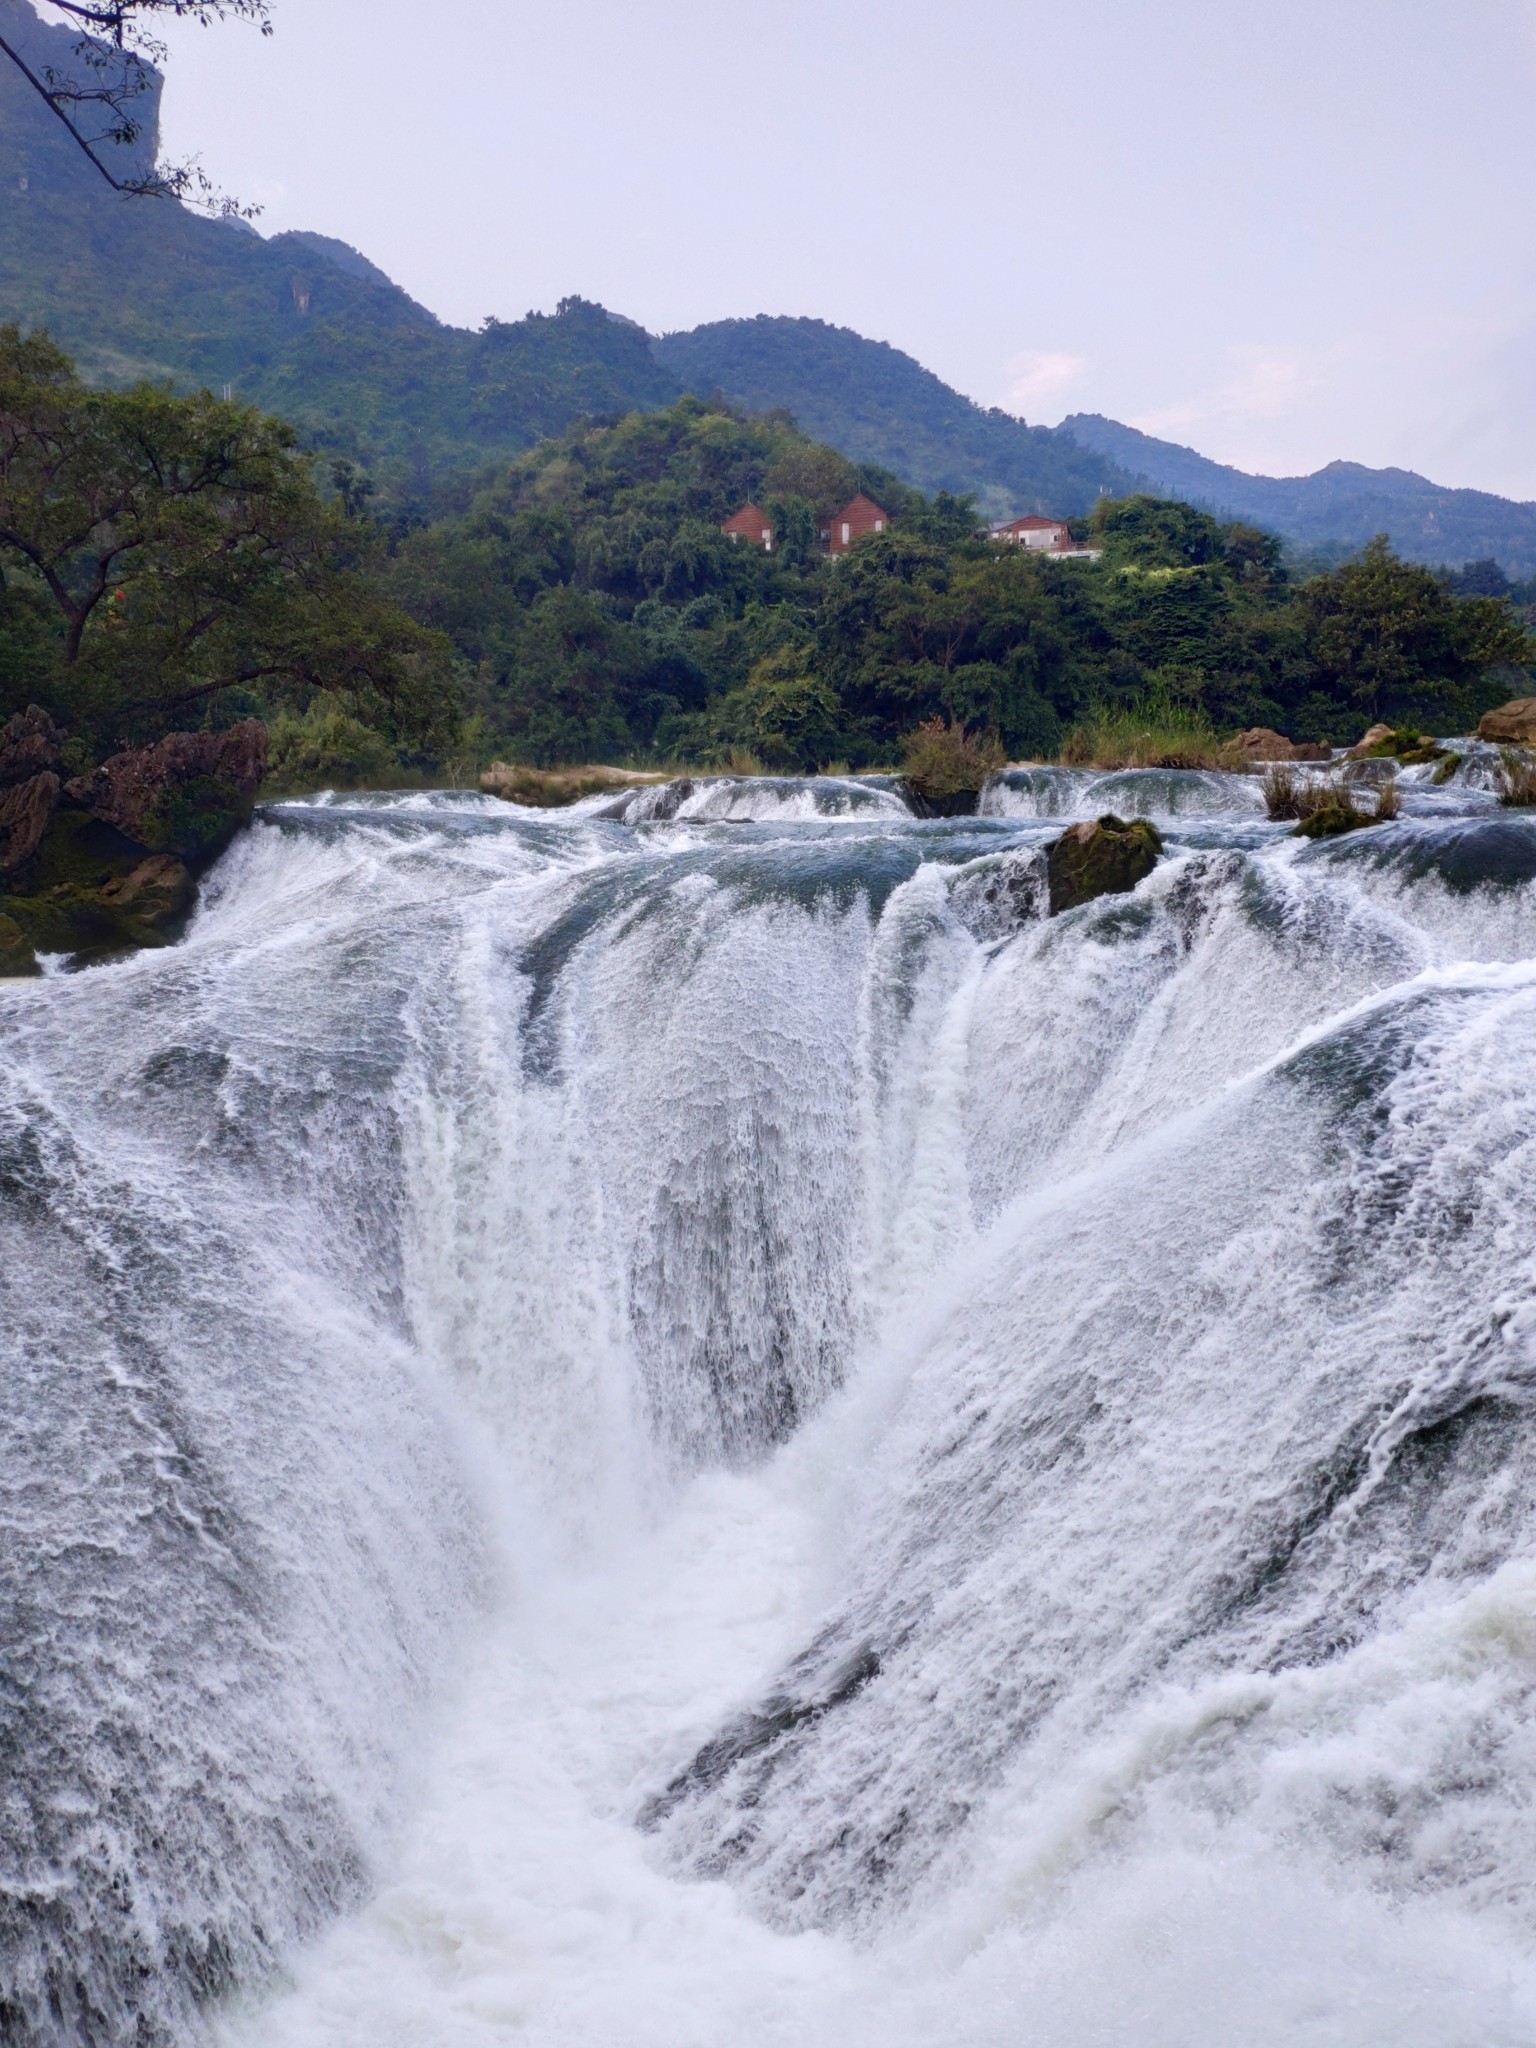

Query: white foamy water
[[6, 776, 1536, 2046]]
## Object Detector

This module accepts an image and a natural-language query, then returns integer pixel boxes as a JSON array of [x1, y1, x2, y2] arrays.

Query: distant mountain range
[[1062, 413, 1536, 577], [3, 0, 1533, 572]]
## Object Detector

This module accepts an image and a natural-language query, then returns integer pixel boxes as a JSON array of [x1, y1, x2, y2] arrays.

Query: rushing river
[[7, 759, 1536, 2046]]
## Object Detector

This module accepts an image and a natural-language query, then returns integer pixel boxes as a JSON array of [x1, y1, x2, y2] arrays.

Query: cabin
[[823, 495, 889, 556], [991, 513, 1103, 561], [721, 503, 774, 551], [994, 514, 1071, 550]]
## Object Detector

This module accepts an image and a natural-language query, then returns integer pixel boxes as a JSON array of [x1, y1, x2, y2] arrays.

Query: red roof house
[[824, 495, 889, 556], [721, 502, 774, 550], [994, 514, 1072, 550]]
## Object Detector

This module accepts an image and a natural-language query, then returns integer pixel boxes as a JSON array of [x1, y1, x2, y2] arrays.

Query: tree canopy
[[380, 403, 1533, 768], [0, 325, 456, 756]]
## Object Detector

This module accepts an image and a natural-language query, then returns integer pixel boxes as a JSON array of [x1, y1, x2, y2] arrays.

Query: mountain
[[1062, 414, 1536, 580], [5, 0, 1535, 570], [0, 0, 679, 488], [653, 315, 1136, 521]]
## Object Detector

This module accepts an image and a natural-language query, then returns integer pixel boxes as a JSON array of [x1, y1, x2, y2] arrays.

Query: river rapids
[[7, 758, 1536, 2045]]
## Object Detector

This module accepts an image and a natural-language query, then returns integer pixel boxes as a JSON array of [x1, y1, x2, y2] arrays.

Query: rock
[[97, 854, 196, 923], [1476, 698, 1536, 745], [1345, 722, 1396, 758], [64, 720, 267, 861], [1222, 727, 1331, 764], [0, 910, 38, 977], [0, 705, 63, 787], [902, 780, 980, 817], [1046, 814, 1162, 915], [0, 771, 60, 873]]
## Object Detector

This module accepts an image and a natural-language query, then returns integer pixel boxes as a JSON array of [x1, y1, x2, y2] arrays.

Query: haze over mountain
[[3, 0, 1533, 571]]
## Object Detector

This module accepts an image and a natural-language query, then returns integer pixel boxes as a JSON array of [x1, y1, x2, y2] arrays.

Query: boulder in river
[[1046, 814, 1162, 915], [1222, 727, 1331, 764], [1476, 698, 1536, 746], [1345, 722, 1396, 758], [64, 720, 267, 861]]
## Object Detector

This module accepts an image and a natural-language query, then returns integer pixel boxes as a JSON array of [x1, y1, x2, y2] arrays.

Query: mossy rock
[[1353, 726, 1448, 766], [1293, 800, 1374, 839], [1046, 813, 1163, 914], [0, 812, 196, 962], [0, 911, 39, 977]]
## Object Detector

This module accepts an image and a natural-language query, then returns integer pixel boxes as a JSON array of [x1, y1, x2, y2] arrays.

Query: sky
[[87, 0, 1536, 497]]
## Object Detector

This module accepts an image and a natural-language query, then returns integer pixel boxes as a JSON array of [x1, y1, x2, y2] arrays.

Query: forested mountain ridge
[[0, 0, 679, 492], [652, 316, 1138, 522], [1064, 413, 1536, 580], [4, 0, 1535, 570]]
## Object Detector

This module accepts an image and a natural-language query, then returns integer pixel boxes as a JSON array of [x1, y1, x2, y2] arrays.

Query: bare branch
[[1, 2, 270, 212]]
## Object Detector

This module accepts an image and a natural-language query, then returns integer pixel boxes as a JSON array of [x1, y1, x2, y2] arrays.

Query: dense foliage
[[384, 401, 1533, 768], [654, 315, 1130, 526], [0, 324, 456, 759], [0, 6, 679, 496]]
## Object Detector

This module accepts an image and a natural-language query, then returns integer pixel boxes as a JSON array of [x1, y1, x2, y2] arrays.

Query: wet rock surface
[[0, 719, 265, 972], [1046, 813, 1162, 914], [64, 720, 266, 860]]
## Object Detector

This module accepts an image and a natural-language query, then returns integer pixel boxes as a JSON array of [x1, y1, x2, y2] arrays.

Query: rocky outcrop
[[64, 721, 267, 859], [0, 769, 60, 873], [0, 718, 266, 972], [1345, 722, 1395, 758], [1046, 814, 1162, 915], [1476, 698, 1536, 745], [1223, 727, 1331, 764], [0, 707, 64, 874]]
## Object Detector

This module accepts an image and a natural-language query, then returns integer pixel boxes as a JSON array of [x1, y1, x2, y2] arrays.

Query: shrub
[[901, 716, 1005, 803], [1265, 764, 1393, 834], [264, 703, 399, 793]]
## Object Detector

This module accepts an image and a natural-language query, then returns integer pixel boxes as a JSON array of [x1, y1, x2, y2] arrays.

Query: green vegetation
[[0, 337, 1528, 807], [1261, 765, 1397, 835], [385, 400, 1531, 771], [900, 717, 1005, 812], [0, 324, 456, 758], [0, 7, 679, 502], [654, 315, 1131, 525]]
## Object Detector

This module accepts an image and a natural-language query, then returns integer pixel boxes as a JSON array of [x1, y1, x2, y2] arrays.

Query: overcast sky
[[109, 0, 1536, 497]]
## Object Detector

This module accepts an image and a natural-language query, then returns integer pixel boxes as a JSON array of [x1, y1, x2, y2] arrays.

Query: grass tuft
[[1059, 701, 1223, 770]]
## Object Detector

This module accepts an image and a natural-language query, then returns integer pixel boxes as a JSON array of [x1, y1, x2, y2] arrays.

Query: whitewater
[[7, 758, 1536, 2046]]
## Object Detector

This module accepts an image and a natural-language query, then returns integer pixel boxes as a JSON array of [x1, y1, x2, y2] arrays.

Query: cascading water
[[6, 762, 1536, 2046]]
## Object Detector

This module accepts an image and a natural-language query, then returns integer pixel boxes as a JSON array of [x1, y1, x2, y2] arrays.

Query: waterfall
[[5, 770, 1536, 2046]]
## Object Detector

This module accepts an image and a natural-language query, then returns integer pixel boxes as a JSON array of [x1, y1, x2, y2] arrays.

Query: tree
[[1300, 535, 1531, 727], [0, 0, 269, 208], [0, 325, 458, 749]]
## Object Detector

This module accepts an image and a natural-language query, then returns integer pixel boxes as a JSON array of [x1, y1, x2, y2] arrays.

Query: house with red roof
[[823, 494, 889, 556], [721, 503, 774, 551]]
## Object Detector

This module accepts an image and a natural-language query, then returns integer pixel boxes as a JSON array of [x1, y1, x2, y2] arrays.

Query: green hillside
[[0, 0, 678, 494], [653, 315, 1135, 522]]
